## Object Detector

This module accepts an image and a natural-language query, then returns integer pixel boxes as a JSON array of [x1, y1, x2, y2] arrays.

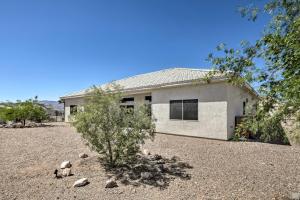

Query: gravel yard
[[0, 123, 300, 200]]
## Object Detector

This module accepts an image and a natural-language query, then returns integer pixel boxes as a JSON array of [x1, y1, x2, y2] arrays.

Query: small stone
[[239, 136, 247, 141], [13, 122, 23, 128], [79, 153, 88, 158], [73, 178, 88, 187], [177, 161, 193, 168], [156, 159, 165, 164], [141, 172, 153, 180], [62, 168, 71, 177], [142, 149, 150, 155], [27, 122, 37, 128], [291, 192, 300, 200], [105, 179, 118, 188], [60, 161, 71, 169], [156, 180, 164, 187]]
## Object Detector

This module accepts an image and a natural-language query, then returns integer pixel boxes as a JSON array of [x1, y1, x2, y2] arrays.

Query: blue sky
[[0, 0, 269, 101]]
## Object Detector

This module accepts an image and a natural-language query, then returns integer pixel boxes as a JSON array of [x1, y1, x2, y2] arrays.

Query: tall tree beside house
[[72, 85, 155, 167], [206, 0, 300, 144]]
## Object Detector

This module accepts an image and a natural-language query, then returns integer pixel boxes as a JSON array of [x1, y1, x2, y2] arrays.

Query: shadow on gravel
[[101, 154, 193, 189]]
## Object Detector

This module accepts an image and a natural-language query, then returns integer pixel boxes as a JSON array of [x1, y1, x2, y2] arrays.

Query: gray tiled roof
[[61, 68, 222, 99]]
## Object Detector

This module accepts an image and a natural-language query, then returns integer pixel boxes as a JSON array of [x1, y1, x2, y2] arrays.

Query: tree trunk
[[23, 120, 26, 126], [107, 139, 113, 166], [104, 131, 114, 167]]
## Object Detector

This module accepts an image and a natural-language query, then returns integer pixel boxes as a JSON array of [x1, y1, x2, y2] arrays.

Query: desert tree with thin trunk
[[72, 84, 155, 167]]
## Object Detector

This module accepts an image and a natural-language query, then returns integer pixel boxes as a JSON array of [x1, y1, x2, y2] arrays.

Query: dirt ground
[[0, 123, 299, 200]]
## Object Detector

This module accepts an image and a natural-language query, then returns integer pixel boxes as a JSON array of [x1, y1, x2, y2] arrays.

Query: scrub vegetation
[[0, 97, 48, 126], [72, 85, 155, 167], [206, 0, 300, 144]]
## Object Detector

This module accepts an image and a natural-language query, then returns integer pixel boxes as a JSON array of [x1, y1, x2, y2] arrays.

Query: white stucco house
[[60, 68, 258, 140]]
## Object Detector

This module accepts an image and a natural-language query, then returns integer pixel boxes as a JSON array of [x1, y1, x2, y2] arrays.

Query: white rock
[[60, 161, 71, 169], [62, 168, 71, 177], [105, 179, 118, 188], [79, 153, 88, 158], [73, 178, 88, 187], [142, 149, 150, 155], [291, 192, 300, 200]]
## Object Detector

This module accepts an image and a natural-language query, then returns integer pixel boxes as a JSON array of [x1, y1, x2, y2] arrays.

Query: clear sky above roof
[[0, 0, 269, 101]]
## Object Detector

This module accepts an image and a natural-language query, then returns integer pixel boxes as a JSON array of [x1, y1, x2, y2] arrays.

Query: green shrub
[[0, 98, 48, 125], [72, 85, 155, 167]]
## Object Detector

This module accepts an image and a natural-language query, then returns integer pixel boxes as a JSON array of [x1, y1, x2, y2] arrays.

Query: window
[[183, 99, 198, 120], [170, 100, 182, 120], [170, 99, 198, 120], [121, 97, 134, 103], [243, 101, 246, 115], [145, 96, 152, 102], [70, 105, 77, 115]]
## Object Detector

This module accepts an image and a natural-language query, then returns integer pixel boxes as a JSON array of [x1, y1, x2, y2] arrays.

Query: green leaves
[[207, 0, 300, 144], [72, 85, 155, 167], [0, 98, 48, 125]]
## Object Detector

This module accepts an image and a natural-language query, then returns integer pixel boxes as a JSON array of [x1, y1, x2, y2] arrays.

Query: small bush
[[72, 85, 155, 167], [234, 113, 289, 144]]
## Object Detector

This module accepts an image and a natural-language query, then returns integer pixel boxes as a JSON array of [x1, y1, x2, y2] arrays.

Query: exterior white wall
[[64, 93, 150, 122], [151, 83, 229, 140], [226, 84, 258, 138], [64, 97, 85, 122], [63, 82, 257, 140], [121, 93, 151, 108]]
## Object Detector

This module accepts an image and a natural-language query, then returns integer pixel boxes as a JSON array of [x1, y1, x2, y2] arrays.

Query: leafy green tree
[[0, 98, 48, 126], [0, 106, 15, 122], [72, 85, 155, 167], [206, 0, 300, 144]]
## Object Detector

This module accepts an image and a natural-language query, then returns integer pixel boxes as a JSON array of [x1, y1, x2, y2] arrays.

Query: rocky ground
[[0, 123, 300, 200]]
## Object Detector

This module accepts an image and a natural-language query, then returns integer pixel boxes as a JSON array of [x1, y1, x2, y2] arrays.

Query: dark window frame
[[121, 97, 134, 103], [145, 96, 152, 102], [70, 105, 78, 115], [170, 100, 183, 120], [183, 99, 198, 120], [243, 101, 246, 115], [169, 99, 198, 120]]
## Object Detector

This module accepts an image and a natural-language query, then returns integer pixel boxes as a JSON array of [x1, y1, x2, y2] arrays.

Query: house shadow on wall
[[101, 154, 193, 189]]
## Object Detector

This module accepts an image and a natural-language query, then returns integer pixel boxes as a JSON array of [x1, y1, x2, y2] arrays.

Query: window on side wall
[[70, 105, 78, 115], [170, 99, 198, 120], [170, 100, 182, 120], [145, 96, 152, 102], [121, 97, 134, 103], [183, 99, 198, 120]]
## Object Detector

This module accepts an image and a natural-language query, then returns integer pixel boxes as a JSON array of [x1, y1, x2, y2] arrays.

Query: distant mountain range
[[39, 100, 64, 111]]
